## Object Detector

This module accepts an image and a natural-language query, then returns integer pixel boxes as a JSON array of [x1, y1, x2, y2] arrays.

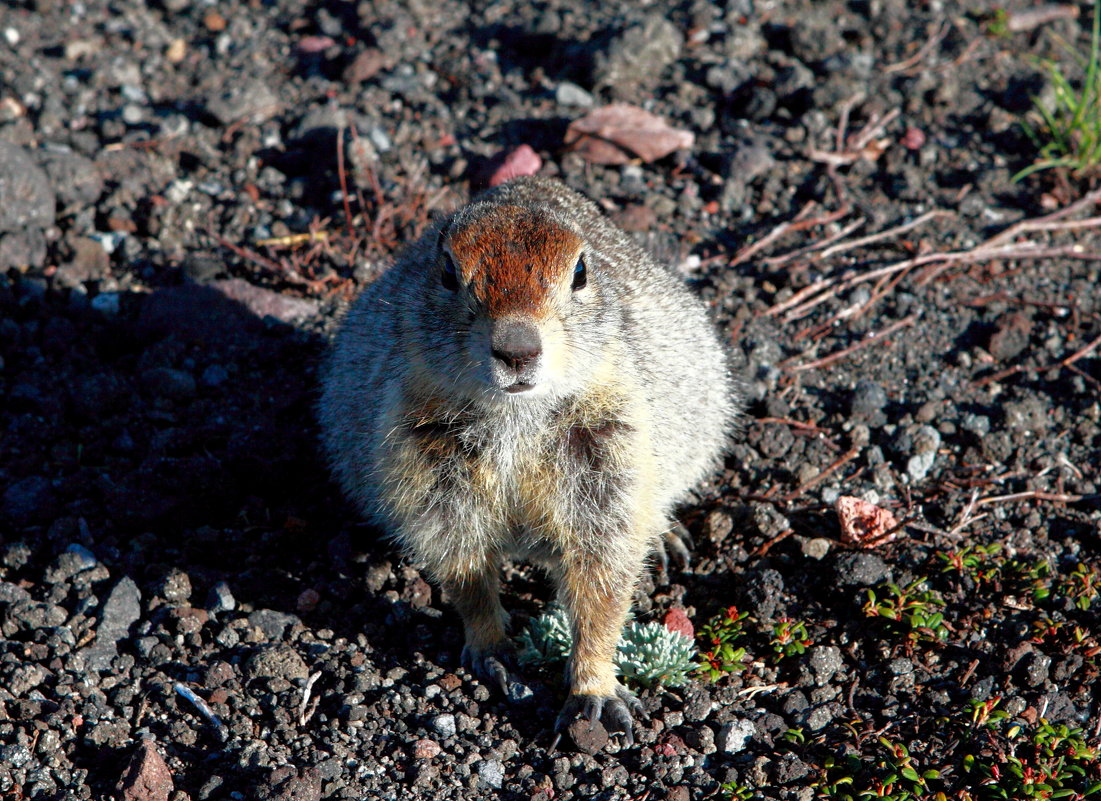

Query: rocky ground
[[2, 0, 1100, 798]]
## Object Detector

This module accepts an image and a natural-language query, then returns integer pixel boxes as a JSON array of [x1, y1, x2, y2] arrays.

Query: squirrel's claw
[[552, 684, 642, 749], [655, 523, 694, 573], [461, 643, 517, 697]]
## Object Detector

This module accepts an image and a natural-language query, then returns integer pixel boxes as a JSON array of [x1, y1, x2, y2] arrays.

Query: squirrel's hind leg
[[443, 561, 521, 696]]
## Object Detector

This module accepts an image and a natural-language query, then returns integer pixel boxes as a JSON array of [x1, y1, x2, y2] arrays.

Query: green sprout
[[771, 618, 813, 661], [864, 579, 950, 643], [696, 605, 750, 681], [1014, 3, 1101, 181]]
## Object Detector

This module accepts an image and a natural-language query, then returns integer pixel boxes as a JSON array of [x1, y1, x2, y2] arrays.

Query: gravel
[[1, 0, 1099, 797]]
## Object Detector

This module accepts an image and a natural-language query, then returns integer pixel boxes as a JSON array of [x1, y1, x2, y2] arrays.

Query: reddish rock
[[663, 607, 694, 639], [487, 145, 543, 187], [116, 739, 173, 801], [413, 738, 442, 759]]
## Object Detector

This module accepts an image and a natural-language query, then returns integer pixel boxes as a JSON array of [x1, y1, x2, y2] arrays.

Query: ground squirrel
[[319, 176, 740, 743]]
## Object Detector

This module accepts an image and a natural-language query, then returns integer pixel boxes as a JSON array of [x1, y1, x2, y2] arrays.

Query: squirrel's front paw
[[553, 683, 643, 747], [461, 642, 528, 699]]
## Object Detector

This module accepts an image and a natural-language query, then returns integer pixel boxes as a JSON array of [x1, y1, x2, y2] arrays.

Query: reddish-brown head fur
[[447, 205, 583, 318]]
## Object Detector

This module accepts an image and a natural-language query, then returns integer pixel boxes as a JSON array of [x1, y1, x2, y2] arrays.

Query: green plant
[[616, 619, 696, 688], [963, 718, 1101, 799], [517, 605, 573, 667], [864, 579, 950, 643], [771, 617, 813, 661], [1059, 563, 1100, 611], [814, 738, 943, 801], [720, 781, 756, 801], [1014, 2, 1101, 181], [938, 543, 1003, 584], [968, 696, 1010, 732], [696, 605, 750, 681], [517, 606, 697, 689], [1007, 557, 1054, 604]]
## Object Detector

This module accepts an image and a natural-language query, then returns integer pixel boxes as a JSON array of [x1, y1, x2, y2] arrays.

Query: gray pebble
[[555, 82, 594, 107], [244, 644, 309, 682], [0, 141, 56, 233], [716, 718, 756, 753], [206, 581, 236, 615], [806, 646, 843, 686], [431, 713, 457, 739], [248, 608, 301, 640], [477, 759, 504, 789], [83, 577, 141, 672], [833, 553, 890, 587]]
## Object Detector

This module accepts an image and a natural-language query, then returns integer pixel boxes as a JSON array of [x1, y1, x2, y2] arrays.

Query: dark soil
[[1, 0, 1099, 799]]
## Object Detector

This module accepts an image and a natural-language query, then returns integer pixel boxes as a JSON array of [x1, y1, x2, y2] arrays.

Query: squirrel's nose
[[491, 319, 542, 371]]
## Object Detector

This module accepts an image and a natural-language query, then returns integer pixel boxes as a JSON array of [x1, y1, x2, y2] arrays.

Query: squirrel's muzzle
[[491, 318, 543, 372]]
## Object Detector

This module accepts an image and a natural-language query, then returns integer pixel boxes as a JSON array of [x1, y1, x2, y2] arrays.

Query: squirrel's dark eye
[[571, 256, 587, 291], [441, 252, 459, 291]]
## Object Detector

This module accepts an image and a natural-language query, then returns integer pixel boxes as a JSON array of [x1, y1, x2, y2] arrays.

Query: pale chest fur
[[375, 385, 659, 577]]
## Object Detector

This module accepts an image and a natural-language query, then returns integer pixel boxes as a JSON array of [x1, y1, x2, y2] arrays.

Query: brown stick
[[785, 314, 919, 372], [778, 448, 860, 502]]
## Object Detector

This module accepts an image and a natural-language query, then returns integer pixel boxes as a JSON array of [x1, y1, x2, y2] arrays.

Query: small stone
[[296, 588, 320, 613], [595, 14, 682, 95], [807, 646, 843, 685], [158, 568, 192, 605], [988, 311, 1033, 362], [567, 718, 609, 754], [8, 663, 48, 697], [44, 543, 98, 583], [1020, 652, 1052, 687], [832, 552, 890, 587], [256, 766, 321, 801], [683, 688, 713, 723], [116, 739, 173, 801], [477, 759, 505, 789], [774, 754, 811, 784], [961, 413, 991, 437], [244, 645, 309, 682], [37, 149, 104, 208], [344, 48, 386, 84], [663, 607, 693, 638], [83, 577, 142, 671], [248, 608, 301, 640], [801, 538, 831, 560], [0, 141, 56, 233], [850, 380, 888, 420], [91, 292, 122, 316], [905, 425, 941, 482], [555, 82, 594, 107], [206, 80, 280, 126], [1, 744, 33, 768], [206, 581, 236, 615], [212, 278, 319, 325], [889, 657, 913, 676], [431, 713, 457, 739], [716, 719, 756, 753], [413, 739, 442, 759]]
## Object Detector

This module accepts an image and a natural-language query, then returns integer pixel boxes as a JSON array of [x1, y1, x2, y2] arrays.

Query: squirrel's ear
[[436, 219, 452, 248]]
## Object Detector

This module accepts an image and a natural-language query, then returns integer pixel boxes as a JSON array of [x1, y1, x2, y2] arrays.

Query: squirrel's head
[[414, 201, 614, 401]]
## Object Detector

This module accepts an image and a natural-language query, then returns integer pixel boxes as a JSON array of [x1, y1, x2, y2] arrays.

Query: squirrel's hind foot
[[551, 683, 644, 749], [461, 642, 531, 701]]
